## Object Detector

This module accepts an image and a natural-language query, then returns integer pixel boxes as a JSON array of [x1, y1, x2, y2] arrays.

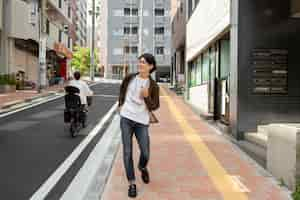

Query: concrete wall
[[235, 0, 300, 134], [8, 0, 39, 41], [186, 0, 230, 62], [172, 0, 186, 50], [13, 47, 38, 82]]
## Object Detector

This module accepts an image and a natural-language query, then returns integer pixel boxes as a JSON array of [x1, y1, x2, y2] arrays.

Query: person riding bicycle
[[69, 71, 94, 108]]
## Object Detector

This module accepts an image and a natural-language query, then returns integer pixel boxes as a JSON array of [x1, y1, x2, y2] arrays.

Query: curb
[[60, 113, 120, 200], [0, 81, 116, 116], [0, 92, 62, 115], [30, 103, 118, 200]]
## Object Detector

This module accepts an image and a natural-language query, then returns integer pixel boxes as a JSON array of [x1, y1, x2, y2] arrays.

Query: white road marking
[[93, 94, 118, 98], [0, 82, 102, 119], [29, 102, 118, 200], [0, 94, 64, 118], [227, 175, 250, 193]]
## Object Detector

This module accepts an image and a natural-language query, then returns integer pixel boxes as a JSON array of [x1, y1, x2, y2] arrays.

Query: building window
[[155, 8, 164, 16], [124, 8, 131, 16], [68, 37, 71, 48], [196, 56, 202, 85], [131, 46, 138, 54], [124, 46, 130, 54], [68, 6, 71, 18], [46, 19, 50, 34], [155, 27, 164, 35], [180, 2, 183, 13], [124, 27, 130, 34], [132, 8, 138, 16], [59, 30, 62, 42], [155, 46, 164, 55], [124, 26, 138, 35], [124, 46, 138, 54], [202, 50, 210, 83], [59, 0, 62, 8], [132, 27, 138, 34], [188, 0, 193, 18]]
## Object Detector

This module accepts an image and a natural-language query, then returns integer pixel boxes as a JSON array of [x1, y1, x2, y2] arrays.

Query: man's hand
[[140, 87, 149, 98]]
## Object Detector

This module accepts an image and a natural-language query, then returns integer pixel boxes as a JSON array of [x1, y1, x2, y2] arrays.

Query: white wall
[[186, 0, 230, 61], [189, 84, 209, 114], [9, 0, 39, 41]]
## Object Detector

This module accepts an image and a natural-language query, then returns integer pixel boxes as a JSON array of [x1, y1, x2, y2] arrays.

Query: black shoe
[[128, 184, 137, 198], [141, 168, 150, 184]]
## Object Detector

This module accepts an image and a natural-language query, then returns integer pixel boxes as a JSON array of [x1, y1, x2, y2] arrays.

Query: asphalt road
[[0, 82, 120, 200]]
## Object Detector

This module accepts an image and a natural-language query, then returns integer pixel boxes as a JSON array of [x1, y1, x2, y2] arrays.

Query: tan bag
[[149, 111, 159, 124]]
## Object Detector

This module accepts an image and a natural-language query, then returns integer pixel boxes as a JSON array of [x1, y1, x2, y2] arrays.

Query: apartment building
[[0, 0, 73, 87], [186, 0, 300, 140], [74, 0, 87, 47], [99, 0, 172, 80]]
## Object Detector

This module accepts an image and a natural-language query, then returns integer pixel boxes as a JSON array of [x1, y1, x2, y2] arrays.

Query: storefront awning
[[54, 43, 72, 59]]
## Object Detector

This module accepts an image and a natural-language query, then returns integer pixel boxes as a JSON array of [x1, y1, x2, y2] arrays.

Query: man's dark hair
[[74, 71, 81, 80], [138, 53, 157, 73]]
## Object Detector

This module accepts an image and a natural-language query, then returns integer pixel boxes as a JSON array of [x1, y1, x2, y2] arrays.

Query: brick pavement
[[0, 84, 65, 109], [101, 86, 291, 200]]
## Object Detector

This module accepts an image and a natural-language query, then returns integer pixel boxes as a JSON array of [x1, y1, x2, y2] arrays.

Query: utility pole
[[90, 0, 95, 81], [138, 0, 144, 72], [37, 0, 47, 93]]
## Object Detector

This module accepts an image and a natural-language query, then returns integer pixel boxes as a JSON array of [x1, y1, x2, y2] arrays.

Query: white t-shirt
[[69, 80, 93, 105], [120, 76, 150, 125]]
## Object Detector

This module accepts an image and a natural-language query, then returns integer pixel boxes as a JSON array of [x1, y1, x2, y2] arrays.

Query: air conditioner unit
[[64, 25, 69, 33]]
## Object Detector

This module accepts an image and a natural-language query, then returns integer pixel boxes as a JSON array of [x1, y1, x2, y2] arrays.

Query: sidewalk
[[0, 84, 65, 110], [101, 86, 291, 200], [0, 78, 99, 114]]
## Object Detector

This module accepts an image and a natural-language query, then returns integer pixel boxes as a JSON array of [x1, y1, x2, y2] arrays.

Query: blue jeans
[[120, 117, 150, 182]]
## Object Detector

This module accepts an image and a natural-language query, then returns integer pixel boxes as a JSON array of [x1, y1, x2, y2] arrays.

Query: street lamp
[[89, 0, 100, 81]]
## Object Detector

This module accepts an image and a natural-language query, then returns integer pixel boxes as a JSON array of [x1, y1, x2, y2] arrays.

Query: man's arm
[[82, 81, 93, 96]]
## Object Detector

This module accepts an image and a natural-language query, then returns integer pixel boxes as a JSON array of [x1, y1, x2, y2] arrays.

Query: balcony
[[155, 35, 165, 42], [124, 0, 139, 5], [155, 16, 169, 24], [155, 0, 165, 7], [123, 34, 139, 42], [123, 16, 139, 24], [47, 0, 72, 25]]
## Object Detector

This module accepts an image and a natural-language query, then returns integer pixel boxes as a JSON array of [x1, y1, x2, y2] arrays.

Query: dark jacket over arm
[[118, 73, 160, 111]]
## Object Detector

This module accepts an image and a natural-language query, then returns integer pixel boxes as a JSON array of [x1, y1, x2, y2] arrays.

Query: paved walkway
[[0, 84, 65, 109], [101, 86, 291, 200]]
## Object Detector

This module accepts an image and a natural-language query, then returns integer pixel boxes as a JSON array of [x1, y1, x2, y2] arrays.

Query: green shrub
[[0, 74, 16, 85], [293, 185, 300, 200]]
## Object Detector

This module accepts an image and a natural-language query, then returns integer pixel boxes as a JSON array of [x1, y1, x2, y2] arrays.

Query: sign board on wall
[[252, 49, 288, 95]]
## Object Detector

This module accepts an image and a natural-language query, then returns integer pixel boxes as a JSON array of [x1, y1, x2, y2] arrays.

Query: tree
[[71, 46, 99, 75]]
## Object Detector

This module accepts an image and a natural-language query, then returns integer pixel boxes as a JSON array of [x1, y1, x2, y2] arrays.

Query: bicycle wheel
[[70, 121, 76, 137]]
